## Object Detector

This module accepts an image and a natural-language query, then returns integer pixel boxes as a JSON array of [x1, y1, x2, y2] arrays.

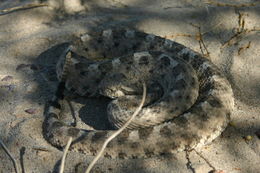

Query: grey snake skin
[[43, 28, 234, 159]]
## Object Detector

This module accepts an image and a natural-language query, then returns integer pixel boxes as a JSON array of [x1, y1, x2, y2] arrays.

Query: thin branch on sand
[[0, 138, 20, 173], [59, 137, 73, 173], [0, 3, 48, 15], [85, 82, 147, 173]]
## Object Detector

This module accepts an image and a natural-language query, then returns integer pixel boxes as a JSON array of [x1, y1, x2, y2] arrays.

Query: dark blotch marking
[[168, 109, 175, 114], [171, 142, 179, 150], [91, 131, 107, 142], [200, 81, 213, 95], [159, 126, 172, 137], [104, 153, 112, 159], [114, 41, 120, 47], [112, 73, 127, 81], [75, 62, 87, 70], [193, 106, 209, 123], [177, 95, 183, 100], [144, 148, 154, 157], [154, 36, 164, 45], [174, 79, 187, 90], [207, 96, 223, 108], [125, 66, 131, 70], [160, 56, 171, 67], [117, 130, 130, 145], [149, 45, 155, 49], [159, 74, 166, 81], [138, 56, 149, 65], [132, 43, 139, 50], [51, 121, 64, 128], [190, 77, 196, 87], [173, 116, 188, 127], [181, 53, 190, 62], [118, 152, 127, 159], [67, 128, 80, 137], [98, 62, 113, 72], [120, 56, 133, 65], [138, 127, 154, 140], [69, 87, 76, 92], [102, 52, 107, 58], [146, 119, 151, 123], [83, 85, 89, 91], [185, 95, 190, 100], [202, 66, 222, 78], [173, 44, 184, 52], [131, 155, 138, 159], [89, 147, 97, 155], [172, 64, 185, 76], [80, 71, 88, 76], [97, 38, 103, 43], [130, 142, 139, 149], [84, 47, 89, 52], [152, 109, 161, 114], [190, 57, 205, 71], [180, 133, 196, 145], [226, 112, 231, 120], [95, 79, 101, 84], [194, 55, 199, 59], [135, 31, 147, 38]]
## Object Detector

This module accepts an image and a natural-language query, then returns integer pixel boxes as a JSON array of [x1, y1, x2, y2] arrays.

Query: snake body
[[44, 28, 234, 159]]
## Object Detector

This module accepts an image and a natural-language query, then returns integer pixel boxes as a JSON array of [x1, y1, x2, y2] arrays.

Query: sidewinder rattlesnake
[[43, 28, 234, 159]]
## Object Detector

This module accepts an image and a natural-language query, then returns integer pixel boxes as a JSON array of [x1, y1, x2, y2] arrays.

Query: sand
[[0, 0, 259, 172]]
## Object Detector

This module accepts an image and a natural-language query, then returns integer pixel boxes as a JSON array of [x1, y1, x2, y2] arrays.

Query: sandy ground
[[0, 0, 259, 173]]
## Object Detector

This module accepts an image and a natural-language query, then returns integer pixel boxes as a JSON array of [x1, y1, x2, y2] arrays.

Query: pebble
[[24, 108, 37, 114]]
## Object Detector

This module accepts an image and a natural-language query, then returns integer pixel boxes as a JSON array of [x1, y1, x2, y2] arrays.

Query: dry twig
[[238, 41, 251, 55], [193, 149, 217, 171], [0, 138, 20, 173], [59, 137, 73, 173], [0, 3, 48, 15], [190, 23, 211, 58], [221, 11, 260, 49], [85, 82, 147, 173], [205, 0, 258, 7]]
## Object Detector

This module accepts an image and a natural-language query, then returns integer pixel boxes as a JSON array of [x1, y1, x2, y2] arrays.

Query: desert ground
[[0, 0, 259, 173]]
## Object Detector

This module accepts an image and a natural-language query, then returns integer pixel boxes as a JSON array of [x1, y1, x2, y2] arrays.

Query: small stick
[[0, 3, 48, 15], [185, 150, 195, 173], [193, 149, 217, 171], [0, 138, 20, 173], [191, 23, 210, 57], [85, 82, 147, 173], [204, 0, 258, 7], [59, 137, 73, 173]]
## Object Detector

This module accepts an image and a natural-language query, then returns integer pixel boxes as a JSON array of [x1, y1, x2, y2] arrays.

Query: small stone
[[244, 135, 253, 141], [1, 75, 13, 81], [24, 108, 37, 114], [80, 34, 91, 42]]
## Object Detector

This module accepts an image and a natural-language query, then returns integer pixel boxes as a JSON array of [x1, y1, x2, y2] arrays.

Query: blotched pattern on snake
[[43, 28, 234, 159]]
